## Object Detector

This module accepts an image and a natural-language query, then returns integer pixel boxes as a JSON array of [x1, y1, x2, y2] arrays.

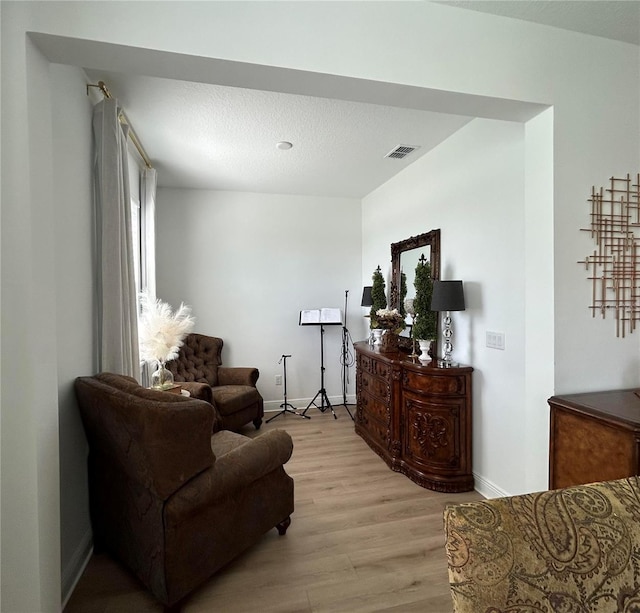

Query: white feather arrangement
[[138, 292, 195, 365]]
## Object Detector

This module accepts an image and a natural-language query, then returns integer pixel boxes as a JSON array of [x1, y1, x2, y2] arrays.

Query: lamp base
[[440, 311, 456, 368], [438, 359, 458, 369]]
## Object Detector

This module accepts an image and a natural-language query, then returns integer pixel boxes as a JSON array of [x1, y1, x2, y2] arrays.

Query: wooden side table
[[548, 389, 640, 489], [148, 384, 183, 395]]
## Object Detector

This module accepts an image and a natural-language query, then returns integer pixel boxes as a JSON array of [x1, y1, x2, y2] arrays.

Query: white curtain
[[139, 167, 157, 387], [92, 98, 140, 380], [140, 167, 157, 298]]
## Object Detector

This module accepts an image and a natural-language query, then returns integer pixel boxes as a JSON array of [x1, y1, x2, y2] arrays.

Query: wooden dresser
[[548, 389, 640, 490], [354, 341, 474, 492]]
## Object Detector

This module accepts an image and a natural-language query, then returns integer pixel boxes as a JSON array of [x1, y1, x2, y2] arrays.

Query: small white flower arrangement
[[375, 308, 405, 333], [138, 292, 195, 365]]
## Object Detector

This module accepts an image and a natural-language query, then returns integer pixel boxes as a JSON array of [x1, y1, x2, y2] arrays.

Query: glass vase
[[151, 360, 174, 390]]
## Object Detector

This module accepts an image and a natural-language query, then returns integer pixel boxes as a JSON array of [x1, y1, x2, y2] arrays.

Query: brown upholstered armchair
[[166, 333, 264, 431], [74, 372, 294, 609]]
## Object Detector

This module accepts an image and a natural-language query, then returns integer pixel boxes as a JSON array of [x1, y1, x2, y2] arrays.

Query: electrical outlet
[[275, 375, 283, 386]]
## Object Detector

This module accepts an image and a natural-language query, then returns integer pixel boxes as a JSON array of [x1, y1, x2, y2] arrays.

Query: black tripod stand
[[267, 354, 310, 423], [334, 290, 354, 420], [302, 324, 337, 419]]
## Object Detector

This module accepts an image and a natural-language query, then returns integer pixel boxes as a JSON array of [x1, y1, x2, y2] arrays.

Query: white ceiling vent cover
[[385, 144, 420, 160]]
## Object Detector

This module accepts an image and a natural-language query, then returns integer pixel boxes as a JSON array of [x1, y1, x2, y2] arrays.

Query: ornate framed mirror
[[389, 229, 441, 352]]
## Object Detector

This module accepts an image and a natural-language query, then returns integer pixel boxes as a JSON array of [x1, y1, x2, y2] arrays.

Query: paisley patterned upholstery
[[167, 333, 264, 431], [444, 476, 640, 613]]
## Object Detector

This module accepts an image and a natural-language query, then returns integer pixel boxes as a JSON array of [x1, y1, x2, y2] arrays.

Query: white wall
[[156, 189, 363, 409], [363, 118, 530, 496], [523, 109, 555, 489], [51, 64, 96, 603], [1, 2, 639, 611], [2, 25, 62, 613], [2, 10, 96, 609]]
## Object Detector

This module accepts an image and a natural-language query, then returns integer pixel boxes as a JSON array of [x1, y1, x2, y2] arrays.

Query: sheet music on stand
[[299, 307, 342, 419], [299, 308, 342, 326]]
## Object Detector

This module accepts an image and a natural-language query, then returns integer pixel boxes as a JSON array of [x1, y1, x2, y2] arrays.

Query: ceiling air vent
[[385, 144, 420, 160]]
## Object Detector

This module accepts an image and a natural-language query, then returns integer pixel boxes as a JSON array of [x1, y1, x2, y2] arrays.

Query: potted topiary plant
[[412, 256, 437, 362], [369, 265, 387, 345]]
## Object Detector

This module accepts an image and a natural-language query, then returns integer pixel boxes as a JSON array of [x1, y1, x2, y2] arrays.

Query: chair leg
[[276, 516, 291, 535], [253, 417, 263, 430]]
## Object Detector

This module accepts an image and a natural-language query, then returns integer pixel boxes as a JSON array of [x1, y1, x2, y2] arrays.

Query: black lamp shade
[[361, 286, 373, 307], [431, 280, 465, 311]]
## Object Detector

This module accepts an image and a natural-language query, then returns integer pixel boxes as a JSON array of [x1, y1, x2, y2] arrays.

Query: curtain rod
[[87, 80, 153, 170]]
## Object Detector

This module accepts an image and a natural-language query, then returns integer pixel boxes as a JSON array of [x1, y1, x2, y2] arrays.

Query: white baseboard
[[473, 472, 510, 499], [61, 528, 93, 610], [264, 394, 356, 414]]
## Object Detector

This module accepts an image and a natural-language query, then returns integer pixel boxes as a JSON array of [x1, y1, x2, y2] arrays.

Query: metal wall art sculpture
[[579, 173, 640, 337]]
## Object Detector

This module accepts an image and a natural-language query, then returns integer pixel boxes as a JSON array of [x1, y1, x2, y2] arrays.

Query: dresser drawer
[[404, 370, 466, 396], [360, 389, 391, 425], [358, 405, 390, 451], [359, 353, 392, 379], [361, 371, 391, 402]]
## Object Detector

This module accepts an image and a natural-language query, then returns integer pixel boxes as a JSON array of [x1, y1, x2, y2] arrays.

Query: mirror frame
[[389, 229, 441, 353]]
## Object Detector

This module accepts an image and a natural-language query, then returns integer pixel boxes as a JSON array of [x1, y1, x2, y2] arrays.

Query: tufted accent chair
[[167, 333, 264, 431]]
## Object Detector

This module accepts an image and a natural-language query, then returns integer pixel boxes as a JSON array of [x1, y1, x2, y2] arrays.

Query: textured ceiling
[[84, 1, 639, 199], [439, 1, 640, 45], [86, 70, 473, 198]]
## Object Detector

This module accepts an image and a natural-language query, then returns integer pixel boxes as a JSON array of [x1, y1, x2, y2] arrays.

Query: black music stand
[[299, 308, 342, 419]]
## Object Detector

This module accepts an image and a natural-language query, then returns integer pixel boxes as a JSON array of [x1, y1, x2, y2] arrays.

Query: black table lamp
[[361, 286, 373, 307], [361, 286, 374, 344], [431, 280, 465, 367]]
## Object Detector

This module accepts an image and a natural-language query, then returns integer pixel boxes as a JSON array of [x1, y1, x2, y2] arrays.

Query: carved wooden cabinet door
[[400, 365, 473, 492], [403, 392, 463, 472]]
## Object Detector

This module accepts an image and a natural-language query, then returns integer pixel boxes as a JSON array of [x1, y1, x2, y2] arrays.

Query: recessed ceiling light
[[276, 141, 293, 150]]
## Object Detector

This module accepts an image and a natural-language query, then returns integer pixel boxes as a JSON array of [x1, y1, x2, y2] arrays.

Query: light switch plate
[[486, 331, 505, 350]]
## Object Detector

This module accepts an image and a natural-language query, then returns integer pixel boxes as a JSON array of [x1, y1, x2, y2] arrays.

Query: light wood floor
[[65, 405, 483, 612]]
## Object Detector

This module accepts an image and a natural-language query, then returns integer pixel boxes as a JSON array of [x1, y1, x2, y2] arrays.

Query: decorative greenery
[[412, 258, 437, 341], [369, 266, 387, 328], [399, 271, 407, 318], [375, 308, 405, 334]]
